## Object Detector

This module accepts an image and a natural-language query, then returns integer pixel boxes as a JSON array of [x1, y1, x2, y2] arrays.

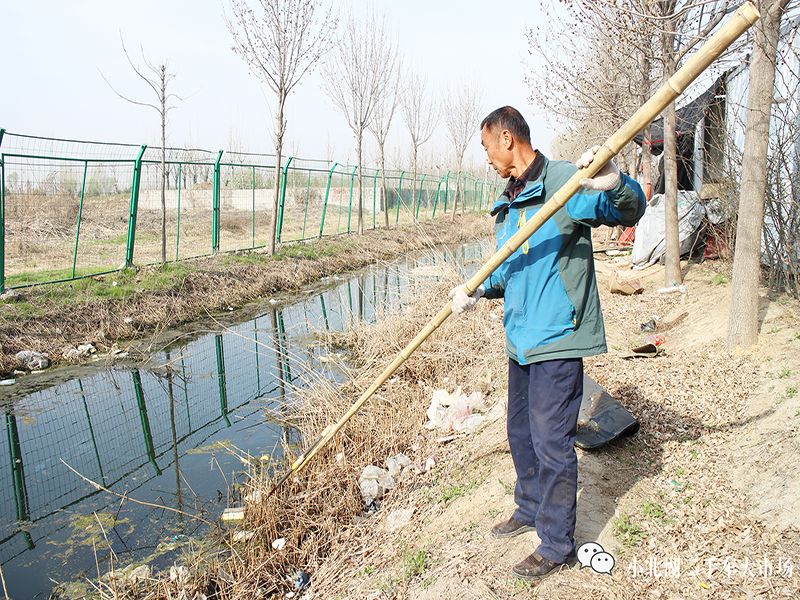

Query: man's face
[[480, 124, 512, 178]]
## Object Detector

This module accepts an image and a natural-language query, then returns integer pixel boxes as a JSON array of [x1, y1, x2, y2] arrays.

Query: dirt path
[[311, 251, 800, 599]]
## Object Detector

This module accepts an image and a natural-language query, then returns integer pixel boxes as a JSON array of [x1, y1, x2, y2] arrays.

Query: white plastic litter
[[15, 350, 50, 371], [657, 284, 688, 294], [272, 537, 286, 550], [425, 388, 489, 432], [358, 465, 395, 504], [385, 453, 412, 479]]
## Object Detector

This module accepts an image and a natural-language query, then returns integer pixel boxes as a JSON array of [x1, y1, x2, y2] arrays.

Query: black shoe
[[511, 551, 577, 581], [490, 517, 535, 539]]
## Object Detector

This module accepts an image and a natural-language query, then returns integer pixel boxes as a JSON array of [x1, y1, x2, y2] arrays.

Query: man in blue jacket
[[450, 106, 645, 581]]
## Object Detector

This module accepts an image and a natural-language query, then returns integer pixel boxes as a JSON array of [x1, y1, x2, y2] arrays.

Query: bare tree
[[630, 0, 731, 286], [368, 46, 402, 228], [727, 0, 793, 351], [101, 35, 183, 265], [401, 70, 438, 219], [226, 0, 336, 254], [323, 6, 399, 234], [444, 79, 483, 221], [526, 1, 656, 171], [529, 0, 734, 285]]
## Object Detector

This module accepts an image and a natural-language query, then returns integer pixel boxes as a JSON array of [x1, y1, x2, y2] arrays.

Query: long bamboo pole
[[269, 1, 760, 496]]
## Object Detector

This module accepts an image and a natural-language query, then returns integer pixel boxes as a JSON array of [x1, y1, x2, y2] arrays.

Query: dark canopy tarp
[[634, 75, 726, 155]]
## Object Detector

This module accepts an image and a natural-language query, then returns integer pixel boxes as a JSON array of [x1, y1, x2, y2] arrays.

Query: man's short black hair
[[480, 106, 531, 145]]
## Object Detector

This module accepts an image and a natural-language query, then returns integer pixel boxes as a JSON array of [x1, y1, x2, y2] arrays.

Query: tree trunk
[[640, 51, 653, 197], [270, 97, 286, 256], [662, 28, 682, 286], [357, 133, 364, 235], [380, 144, 389, 228], [411, 145, 418, 222], [450, 156, 463, 223], [727, 0, 789, 351]]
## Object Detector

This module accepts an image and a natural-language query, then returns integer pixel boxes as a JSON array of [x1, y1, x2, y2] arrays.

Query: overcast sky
[[0, 0, 561, 170]]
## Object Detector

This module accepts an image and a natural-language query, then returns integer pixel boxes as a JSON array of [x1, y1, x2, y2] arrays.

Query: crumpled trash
[[272, 537, 286, 550], [385, 453, 412, 479], [475, 371, 493, 393], [293, 571, 310, 591], [640, 318, 658, 332], [358, 465, 395, 504], [156, 533, 189, 552], [62, 343, 97, 362], [15, 350, 50, 371], [425, 388, 487, 432], [657, 284, 688, 295], [610, 275, 643, 295], [127, 565, 151, 582], [169, 565, 189, 584]]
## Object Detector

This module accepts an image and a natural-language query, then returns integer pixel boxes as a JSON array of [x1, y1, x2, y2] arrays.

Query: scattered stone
[[77, 343, 96, 355], [385, 507, 414, 532], [0, 289, 22, 303]]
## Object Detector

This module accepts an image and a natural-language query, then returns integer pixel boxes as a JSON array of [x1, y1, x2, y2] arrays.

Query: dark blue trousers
[[507, 357, 583, 564]]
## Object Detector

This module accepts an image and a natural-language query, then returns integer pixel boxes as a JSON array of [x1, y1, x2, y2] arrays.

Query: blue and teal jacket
[[483, 153, 646, 365]]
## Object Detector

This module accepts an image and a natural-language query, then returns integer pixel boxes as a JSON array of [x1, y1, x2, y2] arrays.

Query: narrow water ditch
[[0, 241, 490, 600]]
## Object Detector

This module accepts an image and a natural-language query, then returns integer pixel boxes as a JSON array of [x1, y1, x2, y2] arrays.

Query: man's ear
[[501, 129, 513, 150]]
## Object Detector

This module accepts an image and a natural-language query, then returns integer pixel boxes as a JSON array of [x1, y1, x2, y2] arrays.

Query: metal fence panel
[[0, 131, 496, 289]]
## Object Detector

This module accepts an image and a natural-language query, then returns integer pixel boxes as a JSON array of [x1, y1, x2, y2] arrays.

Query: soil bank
[[307, 247, 800, 599], [0, 214, 491, 379]]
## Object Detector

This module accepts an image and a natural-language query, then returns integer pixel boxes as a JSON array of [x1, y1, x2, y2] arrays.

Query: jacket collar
[[490, 152, 547, 216]]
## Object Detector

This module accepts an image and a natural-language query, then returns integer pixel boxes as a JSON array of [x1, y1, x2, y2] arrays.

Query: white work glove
[[576, 145, 621, 191], [448, 285, 484, 315]]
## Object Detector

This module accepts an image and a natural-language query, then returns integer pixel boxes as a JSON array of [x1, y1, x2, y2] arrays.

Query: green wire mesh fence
[[0, 130, 504, 291]]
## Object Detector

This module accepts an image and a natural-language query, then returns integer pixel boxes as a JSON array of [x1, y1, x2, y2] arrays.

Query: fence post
[[125, 145, 147, 269], [346, 165, 357, 233], [212, 150, 224, 254], [0, 128, 5, 292], [302, 170, 311, 240], [176, 164, 182, 260], [372, 169, 379, 230], [71, 161, 89, 279], [277, 156, 294, 242], [415, 173, 427, 220], [251, 166, 256, 248], [432, 172, 447, 219], [443, 172, 450, 214], [395, 170, 404, 224], [320, 162, 338, 237]]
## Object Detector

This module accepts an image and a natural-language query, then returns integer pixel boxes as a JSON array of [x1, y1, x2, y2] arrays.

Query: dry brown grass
[[73, 261, 501, 599]]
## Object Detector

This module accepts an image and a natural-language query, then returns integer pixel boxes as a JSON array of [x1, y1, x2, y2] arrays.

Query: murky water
[[0, 241, 489, 600]]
